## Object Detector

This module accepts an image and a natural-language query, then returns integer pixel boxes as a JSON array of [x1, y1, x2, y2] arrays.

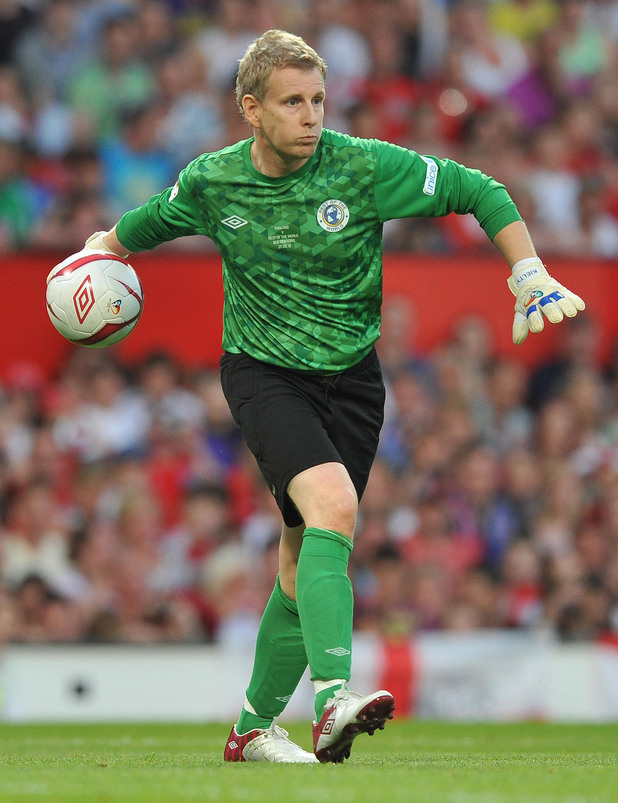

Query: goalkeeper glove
[[507, 257, 585, 345], [84, 231, 130, 258]]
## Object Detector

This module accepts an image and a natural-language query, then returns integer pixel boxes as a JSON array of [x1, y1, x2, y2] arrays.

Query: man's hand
[[84, 230, 130, 258], [507, 257, 585, 345]]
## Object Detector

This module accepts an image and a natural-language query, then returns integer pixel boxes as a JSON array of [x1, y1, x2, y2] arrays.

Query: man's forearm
[[84, 226, 132, 257], [492, 220, 537, 268], [101, 226, 132, 256]]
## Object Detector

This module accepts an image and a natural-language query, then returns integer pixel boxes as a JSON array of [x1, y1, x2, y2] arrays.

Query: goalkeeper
[[83, 29, 584, 764]]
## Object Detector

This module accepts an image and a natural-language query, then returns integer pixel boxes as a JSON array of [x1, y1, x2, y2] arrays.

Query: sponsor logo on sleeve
[[421, 156, 438, 196]]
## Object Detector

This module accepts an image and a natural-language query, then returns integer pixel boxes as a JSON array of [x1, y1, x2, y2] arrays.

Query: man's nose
[[303, 102, 318, 126]]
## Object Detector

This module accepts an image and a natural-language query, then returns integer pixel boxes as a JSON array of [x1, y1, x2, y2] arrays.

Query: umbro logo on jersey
[[222, 215, 248, 229], [325, 647, 350, 656]]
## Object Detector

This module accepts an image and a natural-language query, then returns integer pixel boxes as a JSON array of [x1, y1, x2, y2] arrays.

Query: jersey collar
[[242, 138, 320, 184]]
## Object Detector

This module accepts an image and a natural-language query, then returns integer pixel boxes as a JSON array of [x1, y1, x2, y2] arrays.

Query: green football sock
[[314, 681, 347, 720], [235, 706, 273, 735], [295, 527, 354, 720], [236, 575, 308, 735]]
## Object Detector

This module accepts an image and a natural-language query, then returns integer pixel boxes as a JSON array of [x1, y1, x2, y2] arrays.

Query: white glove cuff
[[511, 257, 546, 289], [85, 231, 130, 258]]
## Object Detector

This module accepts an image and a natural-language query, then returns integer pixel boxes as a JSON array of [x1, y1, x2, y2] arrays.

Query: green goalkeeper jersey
[[116, 128, 521, 373]]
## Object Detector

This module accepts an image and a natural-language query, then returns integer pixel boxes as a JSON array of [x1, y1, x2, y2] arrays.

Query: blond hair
[[236, 29, 327, 114]]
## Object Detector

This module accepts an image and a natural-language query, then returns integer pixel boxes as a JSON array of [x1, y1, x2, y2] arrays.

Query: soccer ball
[[46, 250, 144, 348]]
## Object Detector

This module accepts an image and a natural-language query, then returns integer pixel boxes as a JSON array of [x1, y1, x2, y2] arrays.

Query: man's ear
[[242, 94, 261, 128]]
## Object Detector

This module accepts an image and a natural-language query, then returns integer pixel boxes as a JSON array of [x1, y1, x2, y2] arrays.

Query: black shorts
[[220, 348, 386, 528]]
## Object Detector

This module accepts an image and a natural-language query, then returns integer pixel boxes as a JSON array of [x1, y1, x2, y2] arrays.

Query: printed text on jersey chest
[[268, 225, 299, 249]]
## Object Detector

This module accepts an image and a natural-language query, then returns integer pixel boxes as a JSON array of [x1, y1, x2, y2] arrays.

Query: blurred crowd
[[1, 0, 618, 254], [2, 0, 618, 648], [1, 302, 618, 648]]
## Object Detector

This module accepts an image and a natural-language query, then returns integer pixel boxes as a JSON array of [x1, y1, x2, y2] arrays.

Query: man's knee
[[288, 463, 358, 538]]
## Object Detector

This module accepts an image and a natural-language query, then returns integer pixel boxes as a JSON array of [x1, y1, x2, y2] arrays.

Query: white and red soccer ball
[[46, 251, 144, 348]]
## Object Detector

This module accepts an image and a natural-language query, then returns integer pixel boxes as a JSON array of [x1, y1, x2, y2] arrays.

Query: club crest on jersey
[[317, 200, 350, 232]]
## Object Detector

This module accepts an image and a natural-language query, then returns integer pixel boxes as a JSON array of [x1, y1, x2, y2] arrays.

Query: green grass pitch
[[0, 720, 616, 802]]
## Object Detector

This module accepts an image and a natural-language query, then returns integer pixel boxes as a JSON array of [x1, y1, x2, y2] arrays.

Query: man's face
[[247, 66, 325, 174]]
